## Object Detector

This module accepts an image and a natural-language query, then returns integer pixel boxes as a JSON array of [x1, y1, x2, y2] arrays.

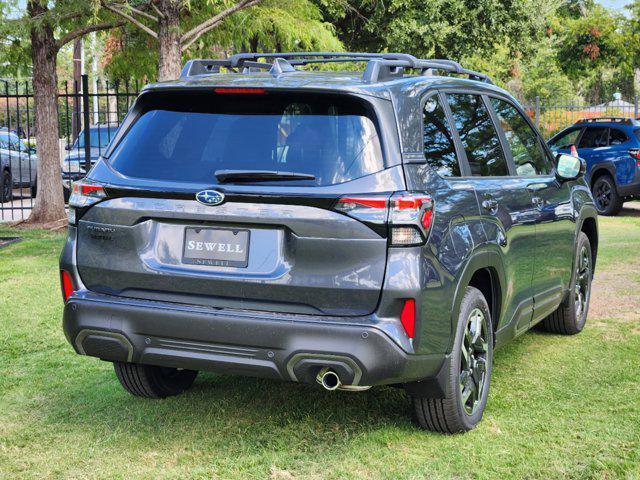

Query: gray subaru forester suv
[[60, 53, 598, 433]]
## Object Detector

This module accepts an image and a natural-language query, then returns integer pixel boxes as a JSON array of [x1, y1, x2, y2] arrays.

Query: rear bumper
[[63, 291, 448, 390]]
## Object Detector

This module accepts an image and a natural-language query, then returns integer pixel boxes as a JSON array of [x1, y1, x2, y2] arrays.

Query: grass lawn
[[1, 206, 639, 479]]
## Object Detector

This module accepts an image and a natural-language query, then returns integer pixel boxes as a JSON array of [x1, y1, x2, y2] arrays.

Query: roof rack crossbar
[[575, 117, 634, 125], [180, 52, 493, 84]]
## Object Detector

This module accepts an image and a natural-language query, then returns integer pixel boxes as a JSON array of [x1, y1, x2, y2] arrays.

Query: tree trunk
[[28, 1, 66, 224], [157, 0, 182, 81]]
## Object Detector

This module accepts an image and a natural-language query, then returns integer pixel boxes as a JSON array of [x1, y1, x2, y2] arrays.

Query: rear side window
[[447, 93, 508, 176], [609, 128, 627, 146], [422, 95, 460, 177], [108, 92, 385, 186], [490, 98, 552, 176], [551, 128, 581, 149], [579, 127, 608, 148]]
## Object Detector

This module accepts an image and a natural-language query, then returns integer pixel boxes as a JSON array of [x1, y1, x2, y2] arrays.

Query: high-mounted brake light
[[400, 299, 416, 339], [60, 270, 75, 302], [214, 87, 266, 94]]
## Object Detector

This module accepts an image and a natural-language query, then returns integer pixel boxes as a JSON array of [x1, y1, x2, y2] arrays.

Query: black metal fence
[[0, 74, 139, 221], [522, 95, 640, 139]]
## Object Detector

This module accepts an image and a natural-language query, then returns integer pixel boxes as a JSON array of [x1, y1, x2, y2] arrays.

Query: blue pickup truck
[[549, 117, 640, 215]]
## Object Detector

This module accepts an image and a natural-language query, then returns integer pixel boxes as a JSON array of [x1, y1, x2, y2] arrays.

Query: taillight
[[334, 195, 389, 224], [389, 193, 434, 246], [400, 299, 416, 339], [60, 270, 75, 302], [334, 192, 434, 247], [68, 180, 107, 224], [630, 149, 640, 166]]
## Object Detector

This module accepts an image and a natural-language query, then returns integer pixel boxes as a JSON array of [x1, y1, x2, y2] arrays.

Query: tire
[[540, 232, 592, 335], [1, 169, 12, 203], [412, 286, 494, 433], [592, 175, 622, 216], [113, 362, 198, 399]]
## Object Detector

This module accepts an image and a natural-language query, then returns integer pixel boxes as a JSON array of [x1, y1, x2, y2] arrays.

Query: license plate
[[182, 227, 250, 267]]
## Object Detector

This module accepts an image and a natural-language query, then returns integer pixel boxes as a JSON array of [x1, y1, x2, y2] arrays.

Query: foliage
[[554, 5, 630, 102], [103, 0, 343, 82]]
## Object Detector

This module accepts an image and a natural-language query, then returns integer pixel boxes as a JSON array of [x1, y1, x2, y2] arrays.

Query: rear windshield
[[76, 128, 117, 149], [107, 92, 385, 186]]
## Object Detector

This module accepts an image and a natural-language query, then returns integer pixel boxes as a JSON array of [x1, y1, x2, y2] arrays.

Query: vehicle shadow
[[619, 204, 640, 217]]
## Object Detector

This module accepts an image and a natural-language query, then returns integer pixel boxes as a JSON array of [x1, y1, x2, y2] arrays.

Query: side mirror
[[555, 153, 585, 181]]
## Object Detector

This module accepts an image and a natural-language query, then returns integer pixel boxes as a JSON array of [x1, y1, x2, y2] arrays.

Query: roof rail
[[575, 117, 635, 125], [180, 52, 493, 84]]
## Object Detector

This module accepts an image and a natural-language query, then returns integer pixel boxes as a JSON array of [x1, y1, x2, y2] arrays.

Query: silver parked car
[[0, 130, 37, 203]]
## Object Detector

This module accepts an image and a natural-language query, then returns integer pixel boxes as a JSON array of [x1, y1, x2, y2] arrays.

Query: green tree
[[555, 5, 629, 101], [325, 0, 556, 60], [3, 2, 119, 224], [102, 0, 263, 81], [103, 0, 342, 82]]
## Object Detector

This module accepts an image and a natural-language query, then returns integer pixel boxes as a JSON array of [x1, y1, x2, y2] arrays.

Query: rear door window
[[609, 128, 627, 146], [579, 127, 609, 148], [446, 93, 508, 176], [108, 92, 385, 186], [422, 95, 460, 177], [490, 97, 552, 176]]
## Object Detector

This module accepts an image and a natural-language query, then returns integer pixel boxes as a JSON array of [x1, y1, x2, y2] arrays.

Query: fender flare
[[446, 247, 506, 353]]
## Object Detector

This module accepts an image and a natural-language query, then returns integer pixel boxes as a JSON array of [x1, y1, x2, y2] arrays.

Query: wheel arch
[[449, 250, 505, 351], [589, 164, 616, 188], [579, 214, 599, 272]]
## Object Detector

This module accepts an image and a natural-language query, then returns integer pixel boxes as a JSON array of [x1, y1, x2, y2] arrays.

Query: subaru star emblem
[[196, 190, 225, 206]]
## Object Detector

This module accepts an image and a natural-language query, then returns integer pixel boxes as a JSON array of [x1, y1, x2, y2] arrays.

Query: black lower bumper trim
[[63, 292, 446, 387]]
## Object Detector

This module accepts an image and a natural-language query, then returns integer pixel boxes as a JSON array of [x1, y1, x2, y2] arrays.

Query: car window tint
[[609, 128, 627, 146], [551, 128, 581, 149], [447, 93, 508, 176], [108, 92, 385, 186], [422, 95, 460, 177], [579, 127, 608, 148], [490, 98, 551, 176]]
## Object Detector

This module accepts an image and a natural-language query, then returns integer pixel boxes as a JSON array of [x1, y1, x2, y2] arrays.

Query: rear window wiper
[[215, 169, 316, 183]]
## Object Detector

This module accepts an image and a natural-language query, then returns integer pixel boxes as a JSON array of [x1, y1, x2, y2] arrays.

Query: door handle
[[482, 198, 498, 211], [527, 183, 547, 192], [532, 196, 545, 208]]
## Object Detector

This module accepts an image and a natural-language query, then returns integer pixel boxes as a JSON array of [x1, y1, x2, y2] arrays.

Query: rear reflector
[[214, 87, 266, 94], [400, 299, 416, 339], [60, 270, 75, 302]]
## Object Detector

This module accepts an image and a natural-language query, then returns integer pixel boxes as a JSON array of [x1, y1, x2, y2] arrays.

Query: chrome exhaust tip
[[316, 367, 342, 391]]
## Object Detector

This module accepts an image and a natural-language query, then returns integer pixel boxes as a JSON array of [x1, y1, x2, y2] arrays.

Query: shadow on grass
[[32, 328, 542, 452]]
